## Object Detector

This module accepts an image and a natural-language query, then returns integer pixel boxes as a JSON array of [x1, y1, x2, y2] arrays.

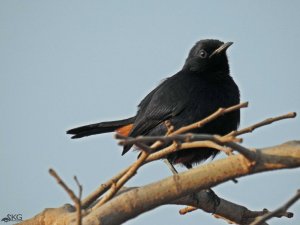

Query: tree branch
[[250, 189, 300, 225], [172, 102, 248, 135], [93, 151, 150, 208], [77, 141, 300, 225], [20, 140, 300, 225], [49, 169, 83, 225], [228, 112, 296, 137]]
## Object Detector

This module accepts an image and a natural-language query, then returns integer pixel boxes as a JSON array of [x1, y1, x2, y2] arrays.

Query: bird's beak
[[209, 42, 233, 58]]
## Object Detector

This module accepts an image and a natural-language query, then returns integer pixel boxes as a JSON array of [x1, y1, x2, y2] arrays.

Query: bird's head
[[183, 39, 232, 75]]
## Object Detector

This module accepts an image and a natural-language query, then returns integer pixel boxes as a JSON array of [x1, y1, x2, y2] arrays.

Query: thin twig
[[181, 141, 232, 155], [118, 133, 241, 146], [125, 102, 248, 151], [49, 169, 79, 204], [82, 147, 152, 209], [172, 102, 248, 136], [81, 166, 129, 208], [143, 140, 232, 163], [119, 134, 253, 161], [74, 176, 82, 225], [49, 169, 82, 225], [179, 206, 197, 215], [118, 111, 297, 163], [164, 120, 175, 135], [225, 142, 256, 161], [228, 112, 297, 137], [93, 151, 150, 208], [250, 189, 300, 225], [74, 176, 83, 200]]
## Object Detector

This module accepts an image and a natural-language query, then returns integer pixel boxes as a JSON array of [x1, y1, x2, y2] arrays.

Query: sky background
[[1, 1, 300, 225]]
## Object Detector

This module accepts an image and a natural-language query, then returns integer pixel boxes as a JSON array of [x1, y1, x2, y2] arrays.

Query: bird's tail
[[67, 117, 135, 139]]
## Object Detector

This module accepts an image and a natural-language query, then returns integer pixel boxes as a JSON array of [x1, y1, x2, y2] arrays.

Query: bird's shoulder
[[130, 71, 202, 136], [137, 71, 197, 115]]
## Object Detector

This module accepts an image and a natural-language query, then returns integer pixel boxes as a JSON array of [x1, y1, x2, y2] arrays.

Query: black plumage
[[67, 39, 240, 169]]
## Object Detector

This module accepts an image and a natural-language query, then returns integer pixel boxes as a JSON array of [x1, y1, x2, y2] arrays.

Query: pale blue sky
[[1, 1, 299, 225]]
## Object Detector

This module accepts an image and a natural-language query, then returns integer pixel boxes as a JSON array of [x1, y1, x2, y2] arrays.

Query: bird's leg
[[162, 121, 178, 174], [163, 159, 178, 174]]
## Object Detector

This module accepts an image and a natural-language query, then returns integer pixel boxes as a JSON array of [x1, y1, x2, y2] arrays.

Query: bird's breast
[[172, 77, 239, 131]]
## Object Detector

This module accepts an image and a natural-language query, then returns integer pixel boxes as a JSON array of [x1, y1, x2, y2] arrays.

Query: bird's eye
[[199, 49, 207, 58]]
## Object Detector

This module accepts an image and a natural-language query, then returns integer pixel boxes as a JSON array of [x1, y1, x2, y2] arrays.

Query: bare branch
[[118, 133, 240, 146], [179, 206, 197, 215], [81, 148, 152, 210], [118, 133, 256, 161], [49, 169, 82, 225], [78, 141, 300, 225], [74, 176, 83, 200], [250, 189, 300, 225], [128, 102, 247, 151], [74, 176, 83, 225], [19, 141, 300, 225], [171, 102, 248, 135], [118, 111, 297, 164], [93, 151, 150, 208], [228, 112, 296, 137], [225, 142, 257, 161], [49, 169, 79, 205], [81, 166, 129, 209], [92, 142, 160, 208]]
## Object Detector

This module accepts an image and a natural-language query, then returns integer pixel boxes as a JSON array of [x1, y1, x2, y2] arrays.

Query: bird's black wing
[[122, 72, 189, 154]]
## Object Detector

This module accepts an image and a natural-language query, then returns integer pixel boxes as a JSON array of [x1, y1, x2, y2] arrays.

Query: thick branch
[[174, 191, 271, 225]]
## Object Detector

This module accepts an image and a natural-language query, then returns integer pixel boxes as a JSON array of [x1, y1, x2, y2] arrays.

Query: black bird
[[67, 39, 240, 169]]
